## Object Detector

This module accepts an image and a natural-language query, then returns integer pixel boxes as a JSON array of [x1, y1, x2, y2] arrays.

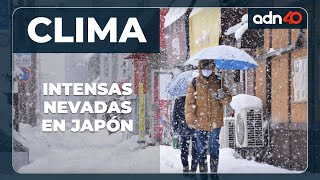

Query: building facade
[[255, 29, 308, 170]]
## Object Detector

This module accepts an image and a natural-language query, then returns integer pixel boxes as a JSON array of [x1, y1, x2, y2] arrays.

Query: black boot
[[190, 160, 198, 172], [190, 165, 197, 173], [199, 165, 208, 173], [210, 157, 219, 173], [183, 166, 189, 173]]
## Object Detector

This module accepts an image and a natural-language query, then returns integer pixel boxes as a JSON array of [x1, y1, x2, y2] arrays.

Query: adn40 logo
[[253, 11, 303, 25]]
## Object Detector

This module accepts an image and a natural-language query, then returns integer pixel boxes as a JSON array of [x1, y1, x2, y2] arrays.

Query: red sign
[[134, 59, 147, 94], [153, 73, 160, 126], [154, 126, 163, 141], [160, 8, 169, 49], [164, 12, 188, 66], [154, 100, 171, 141], [159, 99, 171, 126]]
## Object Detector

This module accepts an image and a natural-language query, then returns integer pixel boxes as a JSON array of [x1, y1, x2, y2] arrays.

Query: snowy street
[[14, 124, 299, 174], [160, 146, 299, 173]]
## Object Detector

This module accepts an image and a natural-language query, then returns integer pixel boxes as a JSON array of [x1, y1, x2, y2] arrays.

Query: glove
[[213, 89, 225, 100]]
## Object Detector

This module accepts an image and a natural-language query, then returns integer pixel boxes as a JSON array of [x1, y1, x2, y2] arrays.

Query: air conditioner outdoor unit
[[235, 107, 264, 148], [224, 117, 236, 149]]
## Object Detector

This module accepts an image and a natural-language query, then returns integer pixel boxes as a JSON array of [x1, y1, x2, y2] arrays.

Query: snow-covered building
[[220, 8, 307, 171], [125, 9, 170, 144], [254, 29, 307, 170]]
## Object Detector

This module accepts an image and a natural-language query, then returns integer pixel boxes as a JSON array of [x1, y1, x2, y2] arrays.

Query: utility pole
[[27, 53, 38, 127]]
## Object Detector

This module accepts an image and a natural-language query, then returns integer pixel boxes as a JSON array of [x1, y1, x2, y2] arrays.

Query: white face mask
[[202, 69, 213, 77]]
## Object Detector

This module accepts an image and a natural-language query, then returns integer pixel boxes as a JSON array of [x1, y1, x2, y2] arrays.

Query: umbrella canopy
[[185, 45, 258, 70], [165, 70, 198, 97]]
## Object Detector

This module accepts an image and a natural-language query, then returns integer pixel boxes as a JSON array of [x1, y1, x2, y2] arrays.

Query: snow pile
[[225, 14, 248, 41], [234, 22, 248, 41], [230, 94, 262, 112], [14, 123, 120, 162], [14, 123, 161, 173], [268, 48, 276, 53], [225, 23, 242, 36], [241, 14, 248, 22]]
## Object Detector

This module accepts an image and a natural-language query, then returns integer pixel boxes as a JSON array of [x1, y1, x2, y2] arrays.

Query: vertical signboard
[[138, 83, 145, 142], [165, 16, 188, 66], [134, 59, 147, 94], [189, 8, 221, 56], [160, 8, 169, 49], [293, 57, 308, 102]]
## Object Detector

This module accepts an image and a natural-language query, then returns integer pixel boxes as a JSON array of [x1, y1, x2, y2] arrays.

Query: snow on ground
[[15, 123, 300, 174], [160, 146, 300, 173], [15, 123, 160, 173]]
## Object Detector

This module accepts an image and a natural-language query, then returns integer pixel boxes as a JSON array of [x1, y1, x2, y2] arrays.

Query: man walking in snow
[[185, 59, 232, 173], [172, 96, 197, 173]]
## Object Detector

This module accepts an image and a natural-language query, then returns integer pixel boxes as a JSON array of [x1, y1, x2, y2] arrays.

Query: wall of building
[[254, 29, 308, 170]]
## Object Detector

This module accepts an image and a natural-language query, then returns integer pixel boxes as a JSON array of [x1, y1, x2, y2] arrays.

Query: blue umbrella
[[185, 45, 258, 70], [165, 70, 198, 97]]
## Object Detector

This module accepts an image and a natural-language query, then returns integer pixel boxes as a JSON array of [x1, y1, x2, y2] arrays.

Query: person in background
[[172, 96, 198, 173], [185, 59, 232, 173]]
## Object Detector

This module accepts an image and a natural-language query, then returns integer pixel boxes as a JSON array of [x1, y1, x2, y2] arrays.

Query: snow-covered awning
[[189, 8, 203, 17], [164, 8, 188, 28]]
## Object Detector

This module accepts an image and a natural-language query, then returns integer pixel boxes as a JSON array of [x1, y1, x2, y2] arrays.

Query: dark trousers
[[195, 128, 221, 171], [180, 135, 198, 171]]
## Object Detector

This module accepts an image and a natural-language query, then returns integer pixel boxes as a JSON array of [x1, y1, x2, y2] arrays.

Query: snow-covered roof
[[164, 8, 188, 28], [189, 8, 203, 17]]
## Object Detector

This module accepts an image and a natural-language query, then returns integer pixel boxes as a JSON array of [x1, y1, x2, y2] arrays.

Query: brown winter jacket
[[185, 67, 232, 131]]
